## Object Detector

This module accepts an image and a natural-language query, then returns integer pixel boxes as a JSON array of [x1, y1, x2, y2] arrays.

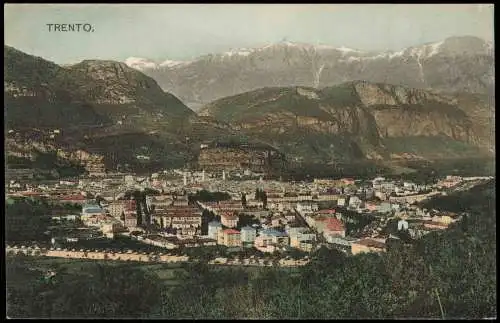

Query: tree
[[95, 195, 105, 206], [241, 193, 247, 207], [6, 198, 51, 243]]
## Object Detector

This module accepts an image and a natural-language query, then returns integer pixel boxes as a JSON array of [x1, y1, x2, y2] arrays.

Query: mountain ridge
[[200, 81, 493, 162], [124, 36, 494, 109]]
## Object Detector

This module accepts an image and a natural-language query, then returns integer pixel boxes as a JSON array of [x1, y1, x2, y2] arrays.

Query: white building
[[296, 202, 319, 215], [240, 226, 257, 243], [348, 196, 362, 208], [208, 221, 223, 240], [397, 219, 409, 231], [286, 226, 308, 237], [337, 198, 346, 207], [81, 204, 105, 220]]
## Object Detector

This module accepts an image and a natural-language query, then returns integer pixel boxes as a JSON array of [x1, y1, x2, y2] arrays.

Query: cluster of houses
[[205, 222, 316, 253], [5, 168, 491, 259]]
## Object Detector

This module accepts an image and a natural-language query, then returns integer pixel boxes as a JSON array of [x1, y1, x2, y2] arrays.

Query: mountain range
[[200, 82, 494, 163], [125, 36, 494, 111], [4, 37, 495, 173]]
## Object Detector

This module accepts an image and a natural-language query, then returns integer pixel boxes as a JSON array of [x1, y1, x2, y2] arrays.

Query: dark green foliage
[[6, 258, 162, 318], [283, 160, 389, 181], [319, 82, 363, 106], [383, 136, 484, 159], [122, 189, 157, 228], [6, 151, 86, 177], [241, 193, 247, 207], [340, 208, 376, 236], [5, 197, 52, 243], [236, 214, 260, 229], [189, 190, 231, 203], [200, 209, 219, 235]]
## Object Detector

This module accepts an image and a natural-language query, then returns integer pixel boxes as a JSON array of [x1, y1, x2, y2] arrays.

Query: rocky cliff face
[[4, 46, 195, 129], [64, 60, 192, 119], [4, 46, 108, 128], [4, 46, 201, 171], [128, 36, 494, 109], [200, 81, 493, 162]]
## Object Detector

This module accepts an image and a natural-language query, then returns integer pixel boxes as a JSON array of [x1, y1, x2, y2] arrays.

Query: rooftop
[[208, 221, 222, 226], [260, 228, 288, 237], [354, 238, 386, 249], [223, 229, 240, 235], [60, 194, 86, 200], [323, 218, 345, 232]]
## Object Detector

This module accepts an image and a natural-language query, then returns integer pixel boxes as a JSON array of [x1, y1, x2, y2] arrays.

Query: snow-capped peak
[[124, 57, 158, 70], [159, 59, 191, 68], [337, 46, 358, 53], [426, 41, 444, 57], [222, 48, 255, 57]]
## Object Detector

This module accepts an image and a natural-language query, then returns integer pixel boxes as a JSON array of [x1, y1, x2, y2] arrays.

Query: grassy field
[[6, 255, 185, 287]]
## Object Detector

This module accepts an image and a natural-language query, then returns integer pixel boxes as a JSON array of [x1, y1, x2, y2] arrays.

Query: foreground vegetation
[[6, 180, 496, 318]]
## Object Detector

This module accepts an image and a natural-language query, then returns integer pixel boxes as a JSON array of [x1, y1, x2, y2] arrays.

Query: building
[[298, 240, 315, 252], [337, 197, 346, 207], [259, 228, 289, 246], [432, 214, 454, 225], [351, 238, 386, 255], [290, 230, 316, 249], [348, 196, 362, 208], [341, 178, 355, 185], [397, 219, 409, 231], [106, 201, 125, 218], [374, 191, 387, 201], [422, 220, 450, 230], [377, 202, 392, 214], [152, 207, 202, 235], [122, 199, 138, 228], [84, 214, 114, 227], [327, 236, 359, 249], [296, 202, 319, 215], [271, 215, 285, 227], [150, 195, 174, 210], [221, 212, 239, 228], [323, 218, 346, 241], [172, 195, 189, 207], [124, 215, 137, 228], [218, 229, 241, 247], [240, 226, 257, 244], [101, 221, 124, 238], [254, 235, 275, 253], [208, 221, 223, 240], [58, 194, 87, 205], [286, 226, 308, 237], [81, 203, 105, 221]]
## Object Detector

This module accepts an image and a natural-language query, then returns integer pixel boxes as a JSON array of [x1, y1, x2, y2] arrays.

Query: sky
[[4, 4, 495, 64]]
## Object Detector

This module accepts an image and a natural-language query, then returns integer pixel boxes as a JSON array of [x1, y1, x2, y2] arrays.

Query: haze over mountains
[[125, 36, 494, 111]]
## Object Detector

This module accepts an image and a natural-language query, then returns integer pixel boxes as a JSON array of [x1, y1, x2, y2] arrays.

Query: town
[[6, 161, 492, 266]]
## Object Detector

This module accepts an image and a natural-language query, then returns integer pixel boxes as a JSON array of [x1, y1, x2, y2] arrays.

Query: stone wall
[[6, 245, 189, 263]]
